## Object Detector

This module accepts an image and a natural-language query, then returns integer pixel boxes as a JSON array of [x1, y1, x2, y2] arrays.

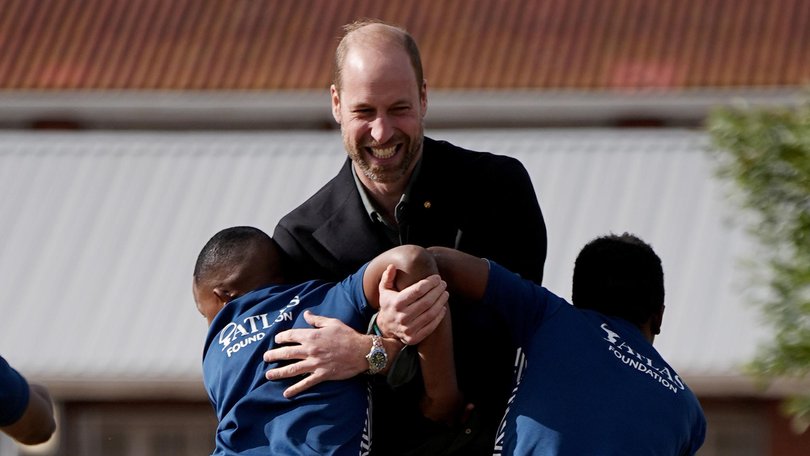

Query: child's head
[[572, 233, 665, 334], [193, 226, 286, 325]]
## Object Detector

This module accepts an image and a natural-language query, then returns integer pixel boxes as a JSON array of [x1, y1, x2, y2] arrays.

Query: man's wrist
[[372, 309, 399, 340], [379, 337, 404, 374], [365, 335, 387, 375], [361, 334, 403, 375]]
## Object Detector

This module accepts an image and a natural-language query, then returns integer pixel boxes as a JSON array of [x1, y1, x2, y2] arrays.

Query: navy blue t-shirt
[[202, 265, 375, 455], [484, 262, 706, 455], [0, 355, 30, 427]]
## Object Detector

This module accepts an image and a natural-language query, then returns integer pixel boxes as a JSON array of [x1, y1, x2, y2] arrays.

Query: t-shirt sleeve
[[482, 261, 564, 345], [0, 356, 30, 426], [337, 262, 374, 318], [687, 405, 708, 455]]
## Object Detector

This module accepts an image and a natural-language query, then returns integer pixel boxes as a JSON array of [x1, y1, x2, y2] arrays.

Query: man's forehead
[[344, 42, 411, 73], [340, 51, 419, 96]]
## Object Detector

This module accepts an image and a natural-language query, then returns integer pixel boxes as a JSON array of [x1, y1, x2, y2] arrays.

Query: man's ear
[[420, 79, 428, 117], [330, 84, 342, 124]]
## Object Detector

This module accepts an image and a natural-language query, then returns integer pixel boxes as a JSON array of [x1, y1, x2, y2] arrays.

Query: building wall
[[4, 397, 806, 455], [57, 401, 217, 456], [696, 398, 810, 456], [1, 129, 806, 455]]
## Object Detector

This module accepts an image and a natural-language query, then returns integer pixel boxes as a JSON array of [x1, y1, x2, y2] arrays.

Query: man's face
[[331, 44, 427, 185]]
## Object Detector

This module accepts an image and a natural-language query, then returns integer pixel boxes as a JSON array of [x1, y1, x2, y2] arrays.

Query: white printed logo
[[218, 295, 301, 358], [601, 323, 620, 343], [600, 323, 686, 393]]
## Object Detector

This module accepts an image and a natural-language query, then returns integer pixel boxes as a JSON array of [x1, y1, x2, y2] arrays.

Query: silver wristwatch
[[365, 335, 388, 375]]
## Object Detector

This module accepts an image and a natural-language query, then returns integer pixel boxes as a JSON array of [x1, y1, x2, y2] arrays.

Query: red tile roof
[[1, 0, 808, 91]]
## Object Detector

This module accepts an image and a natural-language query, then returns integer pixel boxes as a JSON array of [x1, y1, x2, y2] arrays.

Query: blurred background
[[0, 0, 808, 454]]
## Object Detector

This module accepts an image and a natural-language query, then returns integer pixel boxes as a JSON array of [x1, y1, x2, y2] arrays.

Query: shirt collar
[[351, 157, 423, 225]]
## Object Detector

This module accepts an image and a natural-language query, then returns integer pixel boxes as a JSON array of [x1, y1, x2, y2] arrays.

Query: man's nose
[[370, 115, 394, 144]]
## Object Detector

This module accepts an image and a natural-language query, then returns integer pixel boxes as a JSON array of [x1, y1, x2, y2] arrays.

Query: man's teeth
[[370, 146, 396, 159]]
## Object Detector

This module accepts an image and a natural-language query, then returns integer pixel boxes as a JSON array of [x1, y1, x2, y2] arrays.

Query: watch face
[[368, 349, 387, 372]]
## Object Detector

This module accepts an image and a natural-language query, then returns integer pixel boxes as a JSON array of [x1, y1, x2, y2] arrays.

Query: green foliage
[[707, 100, 810, 428]]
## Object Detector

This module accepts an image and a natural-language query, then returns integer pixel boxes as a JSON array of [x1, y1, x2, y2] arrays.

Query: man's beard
[[344, 128, 423, 184]]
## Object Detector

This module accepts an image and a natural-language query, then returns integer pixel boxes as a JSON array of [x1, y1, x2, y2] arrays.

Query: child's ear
[[651, 305, 665, 335], [213, 287, 234, 304]]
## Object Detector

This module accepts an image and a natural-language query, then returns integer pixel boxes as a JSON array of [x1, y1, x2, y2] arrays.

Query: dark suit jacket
[[274, 136, 547, 456]]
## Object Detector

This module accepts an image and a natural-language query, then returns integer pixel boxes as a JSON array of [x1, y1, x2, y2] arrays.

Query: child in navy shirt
[[192, 226, 459, 455]]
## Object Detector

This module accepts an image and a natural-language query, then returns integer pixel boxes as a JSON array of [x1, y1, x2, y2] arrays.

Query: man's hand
[[377, 265, 449, 345], [263, 311, 368, 398]]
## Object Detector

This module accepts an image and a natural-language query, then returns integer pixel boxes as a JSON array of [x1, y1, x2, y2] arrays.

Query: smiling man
[[332, 22, 426, 207], [270, 19, 548, 456]]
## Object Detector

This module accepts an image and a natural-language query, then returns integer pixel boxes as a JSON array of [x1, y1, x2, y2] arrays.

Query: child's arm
[[1, 383, 56, 445], [372, 245, 493, 425], [365, 245, 462, 424], [375, 246, 490, 344]]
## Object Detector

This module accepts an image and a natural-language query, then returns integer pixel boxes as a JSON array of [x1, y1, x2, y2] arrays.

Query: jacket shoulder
[[422, 136, 529, 179], [276, 159, 355, 229]]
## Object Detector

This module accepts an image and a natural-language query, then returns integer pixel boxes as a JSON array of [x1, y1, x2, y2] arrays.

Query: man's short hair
[[572, 233, 665, 326], [333, 18, 424, 92]]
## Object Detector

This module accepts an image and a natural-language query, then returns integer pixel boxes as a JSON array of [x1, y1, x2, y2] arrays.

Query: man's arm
[[264, 245, 449, 398], [493, 157, 547, 285], [468, 154, 546, 284], [1, 383, 56, 445]]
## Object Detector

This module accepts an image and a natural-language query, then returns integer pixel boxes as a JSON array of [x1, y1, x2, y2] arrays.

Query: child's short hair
[[572, 233, 665, 326]]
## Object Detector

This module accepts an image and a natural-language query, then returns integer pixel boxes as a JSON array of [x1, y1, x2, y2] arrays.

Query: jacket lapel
[[312, 159, 392, 273], [405, 139, 460, 247]]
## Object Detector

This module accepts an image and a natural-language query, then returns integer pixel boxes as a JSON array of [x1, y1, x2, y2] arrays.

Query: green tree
[[708, 100, 810, 431]]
